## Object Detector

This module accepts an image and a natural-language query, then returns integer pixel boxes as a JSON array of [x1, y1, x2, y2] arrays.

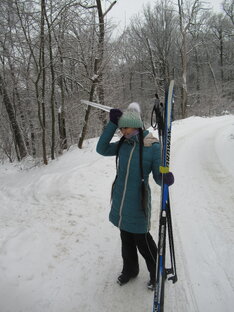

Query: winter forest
[[0, 0, 233, 164]]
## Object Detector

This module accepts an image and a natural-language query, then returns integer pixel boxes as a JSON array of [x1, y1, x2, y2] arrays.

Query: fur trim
[[143, 133, 159, 147]]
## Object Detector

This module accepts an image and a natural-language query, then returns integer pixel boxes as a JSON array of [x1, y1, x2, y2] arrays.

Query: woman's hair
[[139, 128, 147, 216], [111, 128, 147, 217], [111, 135, 125, 199]]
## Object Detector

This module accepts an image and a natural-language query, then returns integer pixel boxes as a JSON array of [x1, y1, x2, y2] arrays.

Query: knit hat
[[118, 102, 143, 129]]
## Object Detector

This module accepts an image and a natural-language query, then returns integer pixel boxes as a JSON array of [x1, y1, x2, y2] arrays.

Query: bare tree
[[177, 0, 201, 118], [208, 13, 234, 95], [223, 0, 234, 24], [78, 0, 117, 149]]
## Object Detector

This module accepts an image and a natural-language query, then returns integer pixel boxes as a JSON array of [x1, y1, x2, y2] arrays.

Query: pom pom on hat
[[127, 102, 141, 113], [118, 102, 143, 129]]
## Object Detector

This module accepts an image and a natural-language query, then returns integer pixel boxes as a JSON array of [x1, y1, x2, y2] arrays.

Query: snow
[[0, 115, 234, 312]]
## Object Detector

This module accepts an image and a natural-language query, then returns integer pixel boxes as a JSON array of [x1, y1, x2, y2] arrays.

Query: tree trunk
[[0, 74, 27, 160], [219, 30, 224, 94], [178, 0, 189, 118], [38, 0, 48, 164], [194, 47, 201, 107], [146, 38, 160, 94], [58, 108, 67, 153], [45, 8, 56, 160], [58, 47, 67, 151], [96, 0, 107, 126], [78, 77, 97, 149], [78, 56, 99, 149], [181, 39, 188, 118]]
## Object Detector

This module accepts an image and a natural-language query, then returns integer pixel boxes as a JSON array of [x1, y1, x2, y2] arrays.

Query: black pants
[[120, 230, 157, 281]]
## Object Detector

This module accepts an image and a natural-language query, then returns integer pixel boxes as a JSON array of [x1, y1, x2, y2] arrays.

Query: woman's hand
[[163, 172, 174, 186], [109, 109, 122, 125]]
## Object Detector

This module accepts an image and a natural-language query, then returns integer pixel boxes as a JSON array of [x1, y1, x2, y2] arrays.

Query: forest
[[0, 0, 233, 164]]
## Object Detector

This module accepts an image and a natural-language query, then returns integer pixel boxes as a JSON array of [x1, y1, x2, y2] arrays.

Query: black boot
[[117, 270, 139, 286], [117, 273, 131, 286], [147, 278, 156, 290]]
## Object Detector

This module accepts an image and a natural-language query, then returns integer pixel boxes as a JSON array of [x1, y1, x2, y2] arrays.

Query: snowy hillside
[[0, 115, 234, 312]]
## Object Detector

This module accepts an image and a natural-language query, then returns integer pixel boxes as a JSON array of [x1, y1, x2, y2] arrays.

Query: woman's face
[[120, 127, 137, 136]]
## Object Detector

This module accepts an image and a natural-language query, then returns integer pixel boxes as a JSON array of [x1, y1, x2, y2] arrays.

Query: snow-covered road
[[170, 116, 234, 311], [0, 115, 234, 312]]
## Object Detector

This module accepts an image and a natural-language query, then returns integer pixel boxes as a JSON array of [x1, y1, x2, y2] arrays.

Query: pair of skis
[[151, 80, 177, 312], [80, 81, 177, 311]]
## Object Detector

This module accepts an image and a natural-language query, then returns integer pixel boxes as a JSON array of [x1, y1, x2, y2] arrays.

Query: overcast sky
[[107, 0, 224, 31]]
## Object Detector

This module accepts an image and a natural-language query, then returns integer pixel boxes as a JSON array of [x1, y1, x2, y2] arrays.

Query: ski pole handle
[[151, 94, 160, 129]]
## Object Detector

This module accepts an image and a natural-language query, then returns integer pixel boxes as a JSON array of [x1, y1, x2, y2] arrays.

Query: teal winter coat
[[96, 121, 161, 234]]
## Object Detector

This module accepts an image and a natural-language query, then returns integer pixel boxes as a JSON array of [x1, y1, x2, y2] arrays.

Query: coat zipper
[[118, 141, 136, 228]]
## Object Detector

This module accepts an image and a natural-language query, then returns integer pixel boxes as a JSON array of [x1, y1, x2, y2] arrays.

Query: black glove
[[109, 109, 122, 125], [163, 172, 174, 186]]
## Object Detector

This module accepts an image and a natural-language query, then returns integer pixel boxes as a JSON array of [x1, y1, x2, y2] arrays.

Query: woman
[[96, 103, 174, 290]]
